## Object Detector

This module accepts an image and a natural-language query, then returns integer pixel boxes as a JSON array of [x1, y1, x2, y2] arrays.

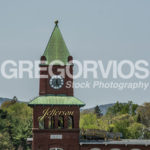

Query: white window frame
[[49, 148, 63, 150]]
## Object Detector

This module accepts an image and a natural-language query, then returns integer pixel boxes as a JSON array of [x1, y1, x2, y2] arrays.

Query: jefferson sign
[[40, 108, 74, 119]]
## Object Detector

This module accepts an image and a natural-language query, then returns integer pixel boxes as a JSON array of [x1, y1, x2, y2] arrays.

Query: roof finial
[[55, 20, 59, 25]]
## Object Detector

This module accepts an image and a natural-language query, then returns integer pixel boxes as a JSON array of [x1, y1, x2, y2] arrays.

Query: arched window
[[68, 116, 74, 129], [48, 116, 55, 129], [91, 148, 101, 150], [39, 117, 44, 129], [49, 148, 63, 150], [58, 116, 64, 129]]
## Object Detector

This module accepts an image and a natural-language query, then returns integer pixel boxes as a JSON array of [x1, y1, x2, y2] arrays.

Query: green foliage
[[136, 103, 150, 127], [113, 119, 129, 138], [80, 101, 150, 139], [0, 132, 14, 150], [106, 101, 138, 116], [0, 100, 32, 149], [80, 113, 99, 129], [127, 123, 143, 139]]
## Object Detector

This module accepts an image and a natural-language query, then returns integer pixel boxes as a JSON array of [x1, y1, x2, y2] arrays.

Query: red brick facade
[[39, 56, 73, 96], [31, 54, 82, 150], [32, 105, 80, 150]]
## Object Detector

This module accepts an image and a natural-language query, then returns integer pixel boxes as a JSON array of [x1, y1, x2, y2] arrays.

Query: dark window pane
[[68, 116, 74, 129], [58, 116, 64, 129], [39, 117, 44, 129], [48, 116, 55, 129]]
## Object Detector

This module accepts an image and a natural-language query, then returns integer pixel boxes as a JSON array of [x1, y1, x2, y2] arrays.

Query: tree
[[106, 101, 123, 115], [136, 103, 150, 127], [94, 105, 102, 117], [80, 113, 99, 129], [113, 119, 129, 138], [106, 101, 138, 116], [0, 101, 32, 149], [12, 96, 18, 102], [0, 132, 14, 150], [127, 123, 143, 139]]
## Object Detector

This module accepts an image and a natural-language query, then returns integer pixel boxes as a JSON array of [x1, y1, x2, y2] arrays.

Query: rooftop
[[43, 20, 70, 65], [80, 139, 150, 146], [28, 95, 85, 107]]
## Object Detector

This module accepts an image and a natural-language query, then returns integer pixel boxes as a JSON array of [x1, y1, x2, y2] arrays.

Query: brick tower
[[28, 21, 85, 150]]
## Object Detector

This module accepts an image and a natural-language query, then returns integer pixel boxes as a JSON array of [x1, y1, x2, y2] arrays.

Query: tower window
[[48, 116, 55, 129], [58, 116, 64, 129], [68, 116, 74, 129], [39, 117, 44, 129]]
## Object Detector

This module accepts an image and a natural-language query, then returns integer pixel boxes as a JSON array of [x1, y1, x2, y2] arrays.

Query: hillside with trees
[[80, 101, 150, 139]]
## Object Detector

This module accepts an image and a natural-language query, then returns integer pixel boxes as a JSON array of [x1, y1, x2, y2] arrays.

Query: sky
[[0, 0, 150, 108]]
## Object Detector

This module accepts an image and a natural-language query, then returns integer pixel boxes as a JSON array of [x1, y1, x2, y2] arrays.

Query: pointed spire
[[55, 20, 59, 25], [43, 21, 70, 65]]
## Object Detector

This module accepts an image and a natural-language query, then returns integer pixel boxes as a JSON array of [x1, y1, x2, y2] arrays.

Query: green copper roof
[[28, 96, 85, 107], [43, 21, 70, 65]]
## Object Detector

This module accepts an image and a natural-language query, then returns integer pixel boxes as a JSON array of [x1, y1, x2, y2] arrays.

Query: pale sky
[[0, 0, 150, 108]]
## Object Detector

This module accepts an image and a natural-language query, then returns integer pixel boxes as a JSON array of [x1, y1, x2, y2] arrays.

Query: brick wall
[[32, 105, 80, 150], [39, 63, 73, 96]]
